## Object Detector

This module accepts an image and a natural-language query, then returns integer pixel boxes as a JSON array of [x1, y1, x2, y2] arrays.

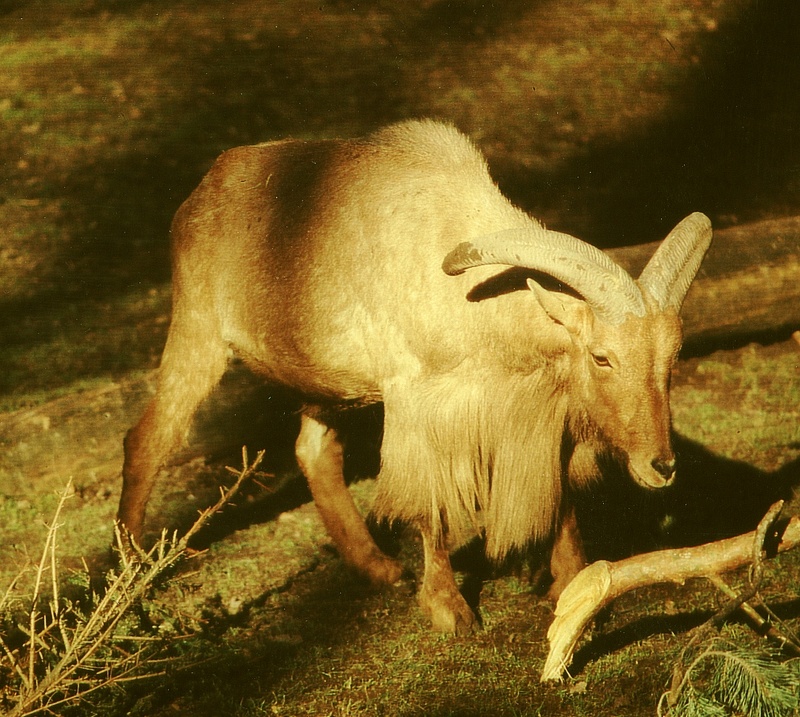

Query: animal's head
[[442, 212, 713, 490]]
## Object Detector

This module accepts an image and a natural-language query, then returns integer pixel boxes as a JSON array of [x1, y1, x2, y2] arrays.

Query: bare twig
[[711, 500, 785, 628], [706, 574, 800, 656], [700, 500, 800, 656], [180, 447, 264, 549], [0, 568, 31, 688], [3, 449, 264, 717], [27, 480, 74, 689]]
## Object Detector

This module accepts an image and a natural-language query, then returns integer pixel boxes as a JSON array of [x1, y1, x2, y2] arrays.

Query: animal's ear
[[527, 278, 584, 330]]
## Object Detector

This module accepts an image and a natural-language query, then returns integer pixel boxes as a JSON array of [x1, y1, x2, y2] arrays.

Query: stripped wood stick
[[541, 512, 800, 681]]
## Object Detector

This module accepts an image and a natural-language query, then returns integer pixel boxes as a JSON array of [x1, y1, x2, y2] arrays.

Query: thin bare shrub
[[0, 448, 264, 717]]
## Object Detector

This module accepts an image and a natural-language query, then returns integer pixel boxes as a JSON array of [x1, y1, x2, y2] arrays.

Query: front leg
[[540, 440, 596, 598], [296, 412, 403, 586], [417, 524, 477, 634], [547, 501, 587, 600]]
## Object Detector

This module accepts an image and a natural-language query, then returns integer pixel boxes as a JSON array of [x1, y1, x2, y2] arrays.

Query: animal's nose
[[651, 458, 676, 481]]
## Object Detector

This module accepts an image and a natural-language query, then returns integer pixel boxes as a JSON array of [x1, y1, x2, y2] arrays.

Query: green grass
[[0, 285, 170, 411], [672, 344, 800, 470]]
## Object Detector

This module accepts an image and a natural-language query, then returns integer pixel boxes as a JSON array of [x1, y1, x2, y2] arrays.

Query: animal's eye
[[591, 352, 612, 368]]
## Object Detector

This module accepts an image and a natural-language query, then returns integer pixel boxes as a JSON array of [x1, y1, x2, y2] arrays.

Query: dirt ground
[[1, 1, 800, 715]]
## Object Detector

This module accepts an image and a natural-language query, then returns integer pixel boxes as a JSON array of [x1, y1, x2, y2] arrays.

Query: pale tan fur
[[376, 368, 571, 559], [118, 118, 710, 632]]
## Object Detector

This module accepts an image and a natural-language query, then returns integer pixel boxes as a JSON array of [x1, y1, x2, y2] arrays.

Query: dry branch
[[2, 449, 264, 717], [541, 511, 800, 682]]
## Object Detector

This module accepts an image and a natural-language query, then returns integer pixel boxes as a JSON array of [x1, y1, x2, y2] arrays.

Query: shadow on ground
[[497, 0, 800, 243]]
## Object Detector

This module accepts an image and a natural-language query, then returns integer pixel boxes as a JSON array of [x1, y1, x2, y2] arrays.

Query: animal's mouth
[[628, 455, 676, 489]]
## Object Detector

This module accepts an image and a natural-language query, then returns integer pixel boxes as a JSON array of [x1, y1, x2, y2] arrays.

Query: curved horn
[[637, 212, 713, 312], [442, 225, 646, 324]]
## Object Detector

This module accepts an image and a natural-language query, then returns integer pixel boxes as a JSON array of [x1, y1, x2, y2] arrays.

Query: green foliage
[[711, 649, 799, 717], [660, 640, 800, 717], [670, 686, 727, 717]]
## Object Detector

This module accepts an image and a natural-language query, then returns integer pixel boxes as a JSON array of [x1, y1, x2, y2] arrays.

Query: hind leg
[[118, 318, 228, 546], [295, 412, 403, 586]]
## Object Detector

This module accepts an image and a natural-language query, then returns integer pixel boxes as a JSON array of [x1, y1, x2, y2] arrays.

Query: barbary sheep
[[117, 119, 712, 633]]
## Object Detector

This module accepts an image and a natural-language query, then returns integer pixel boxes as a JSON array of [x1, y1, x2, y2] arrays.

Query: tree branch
[[541, 509, 800, 682]]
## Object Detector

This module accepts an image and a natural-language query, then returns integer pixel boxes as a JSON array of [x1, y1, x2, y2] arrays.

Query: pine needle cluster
[[660, 638, 800, 717]]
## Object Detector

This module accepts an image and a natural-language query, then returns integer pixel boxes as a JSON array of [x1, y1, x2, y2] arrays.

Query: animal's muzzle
[[651, 457, 676, 483], [628, 453, 677, 489]]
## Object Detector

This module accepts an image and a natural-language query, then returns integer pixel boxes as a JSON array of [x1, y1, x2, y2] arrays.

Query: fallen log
[[541, 508, 800, 682], [608, 215, 800, 347]]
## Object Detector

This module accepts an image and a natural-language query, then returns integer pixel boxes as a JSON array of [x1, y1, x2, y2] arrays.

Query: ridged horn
[[637, 212, 713, 312], [442, 225, 646, 324]]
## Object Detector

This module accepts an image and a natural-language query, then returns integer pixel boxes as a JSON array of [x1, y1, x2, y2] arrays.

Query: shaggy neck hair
[[374, 365, 583, 559]]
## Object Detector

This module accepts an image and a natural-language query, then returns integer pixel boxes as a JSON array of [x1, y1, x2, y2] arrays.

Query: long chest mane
[[373, 369, 572, 558]]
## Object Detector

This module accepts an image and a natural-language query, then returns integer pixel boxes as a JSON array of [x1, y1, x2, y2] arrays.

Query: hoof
[[546, 564, 584, 603], [362, 552, 404, 587], [545, 577, 568, 603], [349, 546, 404, 587], [419, 585, 477, 635]]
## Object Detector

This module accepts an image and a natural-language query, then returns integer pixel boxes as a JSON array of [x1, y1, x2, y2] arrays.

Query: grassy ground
[[1, 1, 800, 715], [3, 0, 800, 411], [5, 336, 793, 717]]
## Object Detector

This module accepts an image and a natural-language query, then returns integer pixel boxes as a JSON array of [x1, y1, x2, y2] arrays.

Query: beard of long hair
[[373, 368, 573, 559]]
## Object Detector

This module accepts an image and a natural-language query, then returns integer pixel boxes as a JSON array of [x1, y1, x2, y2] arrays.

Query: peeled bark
[[541, 513, 800, 682]]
